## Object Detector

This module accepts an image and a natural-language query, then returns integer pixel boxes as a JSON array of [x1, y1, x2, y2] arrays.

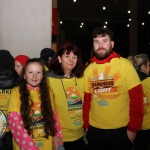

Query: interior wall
[[0, 0, 52, 58]]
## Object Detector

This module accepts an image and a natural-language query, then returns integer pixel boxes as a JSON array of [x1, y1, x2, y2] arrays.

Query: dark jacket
[[0, 67, 19, 149], [0, 67, 19, 89], [136, 70, 149, 81]]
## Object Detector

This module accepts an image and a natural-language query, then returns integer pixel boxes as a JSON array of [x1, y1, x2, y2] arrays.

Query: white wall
[[0, 0, 52, 58]]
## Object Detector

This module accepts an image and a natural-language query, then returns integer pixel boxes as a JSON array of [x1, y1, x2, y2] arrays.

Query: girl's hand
[[52, 136, 63, 150]]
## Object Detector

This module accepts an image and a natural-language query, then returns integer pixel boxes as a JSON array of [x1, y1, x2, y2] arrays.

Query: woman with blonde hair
[[128, 54, 150, 150]]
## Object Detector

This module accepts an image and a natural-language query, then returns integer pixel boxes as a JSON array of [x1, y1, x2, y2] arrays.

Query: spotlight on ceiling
[[73, 0, 76, 2], [128, 10, 131, 13], [129, 18, 131, 21], [103, 7, 106, 10]]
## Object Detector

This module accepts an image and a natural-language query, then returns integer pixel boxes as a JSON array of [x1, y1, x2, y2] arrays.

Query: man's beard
[[94, 48, 113, 60]]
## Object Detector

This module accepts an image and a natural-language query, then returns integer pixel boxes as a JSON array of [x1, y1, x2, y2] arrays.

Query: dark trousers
[[134, 129, 150, 150], [86, 125, 133, 150], [0, 132, 13, 150], [63, 136, 87, 150]]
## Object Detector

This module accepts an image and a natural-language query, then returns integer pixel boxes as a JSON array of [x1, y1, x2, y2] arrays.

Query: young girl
[[7, 58, 62, 150]]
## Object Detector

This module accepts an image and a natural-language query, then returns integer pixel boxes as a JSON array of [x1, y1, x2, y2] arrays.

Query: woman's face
[[141, 61, 150, 75], [15, 60, 23, 75], [58, 51, 78, 73]]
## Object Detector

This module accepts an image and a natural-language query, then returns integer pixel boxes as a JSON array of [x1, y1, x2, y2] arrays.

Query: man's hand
[[127, 130, 136, 142]]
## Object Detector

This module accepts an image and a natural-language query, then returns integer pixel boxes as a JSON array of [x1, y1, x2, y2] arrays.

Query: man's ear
[[111, 41, 114, 48]]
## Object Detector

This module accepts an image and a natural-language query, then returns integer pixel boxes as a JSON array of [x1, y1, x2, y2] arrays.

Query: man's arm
[[83, 92, 91, 130]]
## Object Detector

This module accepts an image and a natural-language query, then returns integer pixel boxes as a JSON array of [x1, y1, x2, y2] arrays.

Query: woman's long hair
[[19, 58, 56, 138]]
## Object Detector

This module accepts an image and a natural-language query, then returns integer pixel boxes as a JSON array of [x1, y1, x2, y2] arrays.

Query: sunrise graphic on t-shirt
[[66, 87, 82, 108], [30, 102, 43, 123], [91, 66, 122, 99]]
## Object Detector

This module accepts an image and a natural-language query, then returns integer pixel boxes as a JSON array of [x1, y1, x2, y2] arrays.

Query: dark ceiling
[[57, 0, 150, 61]]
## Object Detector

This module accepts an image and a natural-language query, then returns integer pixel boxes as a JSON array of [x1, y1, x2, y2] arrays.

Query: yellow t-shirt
[[8, 86, 52, 150], [84, 57, 141, 129], [141, 77, 150, 130], [0, 89, 12, 136], [48, 76, 84, 142]]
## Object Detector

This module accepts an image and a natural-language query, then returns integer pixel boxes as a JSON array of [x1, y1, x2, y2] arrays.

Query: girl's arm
[[8, 112, 39, 150], [52, 110, 63, 150], [53, 110, 62, 140]]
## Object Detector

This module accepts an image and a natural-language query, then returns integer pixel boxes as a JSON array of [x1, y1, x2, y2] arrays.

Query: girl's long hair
[[19, 58, 56, 138]]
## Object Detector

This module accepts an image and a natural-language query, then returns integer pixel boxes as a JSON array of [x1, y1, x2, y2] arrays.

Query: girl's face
[[15, 60, 23, 75], [24, 62, 43, 87], [58, 51, 78, 73]]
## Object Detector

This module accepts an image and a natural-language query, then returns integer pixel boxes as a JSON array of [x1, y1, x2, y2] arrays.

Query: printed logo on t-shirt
[[0, 89, 12, 112], [30, 102, 45, 147], [143, 93, 149, 114], [66, 87, 82, 126], [90, 67, 122, 105], [30, 102, 43, 123], [0, 110, 7, 139]]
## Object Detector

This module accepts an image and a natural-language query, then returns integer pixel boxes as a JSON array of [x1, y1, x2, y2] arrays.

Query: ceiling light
[[80, 25, 82, 28], [104, 25, 106, 28], [148, 11, 150, 14], [129, 18, 131, 21], [142, 23, 145, 25], [73, 0, 76, 2], [103, 7, 106, 10], [60, 21, 63, 24], [105, 22, 108, 24], [127, 24, 130, 27], [81, 23, 84, 25], [128, 10, 131, 13]]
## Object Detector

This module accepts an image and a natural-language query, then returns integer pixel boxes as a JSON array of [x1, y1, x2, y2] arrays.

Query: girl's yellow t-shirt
[[8, 86, 52, 150]]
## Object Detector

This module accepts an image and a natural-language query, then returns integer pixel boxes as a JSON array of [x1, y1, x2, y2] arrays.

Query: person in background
[[127, 55, 134, 64], [0, 49, 19, 150], [8, 58, 62, 150], [14, 55, 29, 75], [128, 54, 150, 150], [47, 42, 86, 150], [83, 27, 144, 150], [40, 48, 55, 68]]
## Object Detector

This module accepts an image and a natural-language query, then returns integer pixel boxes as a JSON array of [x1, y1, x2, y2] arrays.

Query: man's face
[[93, 35, 114, 59]]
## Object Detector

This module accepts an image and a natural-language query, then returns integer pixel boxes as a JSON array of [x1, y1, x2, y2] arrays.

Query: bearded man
[[83, 27, 144, 150]]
